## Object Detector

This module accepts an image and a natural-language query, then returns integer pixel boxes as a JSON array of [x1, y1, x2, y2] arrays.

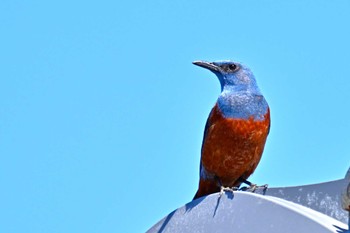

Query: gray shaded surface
[[259, 179, 348, 223], [147, 192, 348, 233], [256, 167, 350, 224]]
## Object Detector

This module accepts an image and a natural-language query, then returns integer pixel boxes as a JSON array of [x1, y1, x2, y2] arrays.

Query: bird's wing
[[267, 107, 271, 135], [199, 107, 215, 174]]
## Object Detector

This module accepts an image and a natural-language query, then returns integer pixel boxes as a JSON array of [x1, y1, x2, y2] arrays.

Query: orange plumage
[[194, 104, 270, 199]]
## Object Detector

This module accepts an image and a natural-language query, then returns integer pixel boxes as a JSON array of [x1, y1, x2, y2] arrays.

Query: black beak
[[192, 60, 220, 72]]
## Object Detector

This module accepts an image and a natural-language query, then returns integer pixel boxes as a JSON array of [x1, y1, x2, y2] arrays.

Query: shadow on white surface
[[147, 167, 350, 233]]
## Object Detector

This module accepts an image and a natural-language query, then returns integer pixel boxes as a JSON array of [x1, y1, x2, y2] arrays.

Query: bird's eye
[[218, 63, 239, 72], [228, 64, 237, 71]]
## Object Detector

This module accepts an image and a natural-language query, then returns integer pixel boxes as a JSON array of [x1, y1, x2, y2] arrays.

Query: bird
[[192, 60, 270, 200]]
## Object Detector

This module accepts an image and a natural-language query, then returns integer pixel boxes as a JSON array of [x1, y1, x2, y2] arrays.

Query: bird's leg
[[215, 176, 236, 196], [238, 177, 253, 186], [237, 177, 254, 191]]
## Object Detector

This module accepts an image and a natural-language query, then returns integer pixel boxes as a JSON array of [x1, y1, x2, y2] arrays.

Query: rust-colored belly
[[201, 104, 270, 187]]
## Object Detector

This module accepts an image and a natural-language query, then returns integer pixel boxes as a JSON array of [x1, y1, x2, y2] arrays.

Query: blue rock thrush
[[192, 60, 270, 200]]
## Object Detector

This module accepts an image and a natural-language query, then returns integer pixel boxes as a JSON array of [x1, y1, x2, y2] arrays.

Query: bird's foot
[[219, 186, 237, 196], [240, 184, 268, 194]]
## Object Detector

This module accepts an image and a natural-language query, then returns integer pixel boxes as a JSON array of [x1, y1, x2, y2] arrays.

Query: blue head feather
[[193, 60, 269, 120]]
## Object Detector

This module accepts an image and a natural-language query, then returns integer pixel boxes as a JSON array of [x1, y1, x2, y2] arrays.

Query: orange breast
[[201, 104, 270, 187]]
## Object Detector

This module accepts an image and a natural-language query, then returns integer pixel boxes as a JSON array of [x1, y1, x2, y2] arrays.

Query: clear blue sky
[[1, 1, 350, 232]]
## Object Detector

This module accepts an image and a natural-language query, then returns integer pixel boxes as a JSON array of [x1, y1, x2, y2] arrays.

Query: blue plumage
[[194, 60, 269, 120]]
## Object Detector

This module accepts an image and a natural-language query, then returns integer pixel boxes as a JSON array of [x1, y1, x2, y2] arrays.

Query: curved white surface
[[147, 192, 348, 233]]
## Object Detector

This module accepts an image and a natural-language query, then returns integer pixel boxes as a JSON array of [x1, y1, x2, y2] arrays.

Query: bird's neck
[[217, 85, 268, 120], [221, 84, 261, 95]]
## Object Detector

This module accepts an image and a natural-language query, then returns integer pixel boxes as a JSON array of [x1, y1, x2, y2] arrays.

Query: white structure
[[147, 167, 350, 233], [341, 169, 350, 211]]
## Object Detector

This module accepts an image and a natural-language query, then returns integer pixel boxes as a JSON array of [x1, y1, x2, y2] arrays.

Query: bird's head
[[193, 60, 258, 92]]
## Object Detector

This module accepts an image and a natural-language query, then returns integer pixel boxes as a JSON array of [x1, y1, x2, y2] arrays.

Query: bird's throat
[[217, 90, 269, 121]]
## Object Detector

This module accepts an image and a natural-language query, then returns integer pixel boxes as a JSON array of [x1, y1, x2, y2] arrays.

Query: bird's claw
[[219, 186, 237, 196], [239, 184, 268, 194]]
